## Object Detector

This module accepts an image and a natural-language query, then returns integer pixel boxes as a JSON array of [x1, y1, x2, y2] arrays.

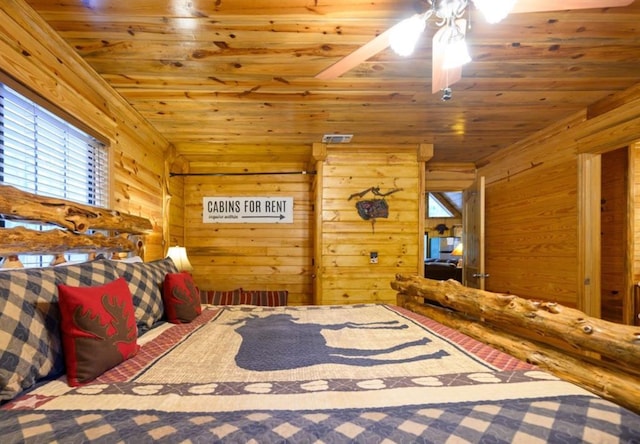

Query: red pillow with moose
[[163, 272, 201, 323], [57, 277, 139, 386]]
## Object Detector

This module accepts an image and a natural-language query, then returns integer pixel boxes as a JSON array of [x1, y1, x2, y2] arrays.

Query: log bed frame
[[392, 274, 640, 414], [2, 184, 638, 414], [0, 184, 151, 266]]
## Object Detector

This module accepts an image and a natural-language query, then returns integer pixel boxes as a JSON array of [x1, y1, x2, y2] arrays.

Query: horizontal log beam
[[0, 184, 153, 234], [399, 295, 640, 415], [0, 226, 136, 255], [392, 274, 640, 370]]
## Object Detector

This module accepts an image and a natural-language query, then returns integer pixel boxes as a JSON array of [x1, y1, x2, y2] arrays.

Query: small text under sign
[[203, 197, 294, 224]]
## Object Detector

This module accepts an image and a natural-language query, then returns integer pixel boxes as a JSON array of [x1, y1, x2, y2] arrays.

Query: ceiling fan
[[315, 0, 634, 97]]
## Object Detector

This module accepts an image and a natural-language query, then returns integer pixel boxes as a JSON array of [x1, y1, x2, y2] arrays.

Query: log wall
[[0, 0, 170, 260]]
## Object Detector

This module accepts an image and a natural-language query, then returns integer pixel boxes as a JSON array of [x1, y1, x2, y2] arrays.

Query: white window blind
[[0, 83, 109, 266]]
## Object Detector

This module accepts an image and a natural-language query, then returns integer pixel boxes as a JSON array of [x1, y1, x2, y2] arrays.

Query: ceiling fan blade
[[315, 18, 412, 80], [431, 22, 463, 94], [510, 0, 634, 14]]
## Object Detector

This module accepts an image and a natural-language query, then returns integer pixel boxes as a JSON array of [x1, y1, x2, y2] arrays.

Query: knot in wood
[[543, 302, 561, 314], [582, 325, 594, 334]]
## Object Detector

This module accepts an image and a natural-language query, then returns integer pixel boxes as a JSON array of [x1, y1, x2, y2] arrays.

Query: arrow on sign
[[242, 214, 286, 220]]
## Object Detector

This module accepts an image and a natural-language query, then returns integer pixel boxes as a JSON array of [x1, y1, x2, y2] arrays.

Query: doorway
[[600, 147, 629, 324]]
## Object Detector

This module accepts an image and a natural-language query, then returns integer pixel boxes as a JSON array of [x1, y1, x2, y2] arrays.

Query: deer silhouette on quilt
[[231, 313, 449, 371]]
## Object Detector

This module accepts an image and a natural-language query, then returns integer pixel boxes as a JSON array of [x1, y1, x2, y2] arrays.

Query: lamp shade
[[451, 243, 464, 256], [166, 246, 193, 272]]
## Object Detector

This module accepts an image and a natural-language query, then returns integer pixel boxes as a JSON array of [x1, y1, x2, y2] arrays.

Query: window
[[0, 83, 109, 266], [427, 191, 462, 218]]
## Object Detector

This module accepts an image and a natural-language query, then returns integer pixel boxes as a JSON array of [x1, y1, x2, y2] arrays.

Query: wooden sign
[[203, 197, 293, 224]]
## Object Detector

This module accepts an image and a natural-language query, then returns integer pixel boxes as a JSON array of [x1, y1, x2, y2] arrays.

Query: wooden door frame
[[579, 147, 637, 323], [577, 153, 602, 317]]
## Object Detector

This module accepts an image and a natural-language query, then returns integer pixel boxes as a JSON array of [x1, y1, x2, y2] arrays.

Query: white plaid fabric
[[112, 258, 178, 332], [53, 259, 119, 288], [0, 260, 123, 401], [0, 267, 62, 401]]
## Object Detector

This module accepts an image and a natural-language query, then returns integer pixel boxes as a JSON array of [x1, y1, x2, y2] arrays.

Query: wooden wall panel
[[483, 158, 579, 306], [0, 0, 171, 260], [479, 85, 640, 313], [479, 115, 582, 306], [315, 147, 422, 305], [182, 162, 313, 305], [425, 162, 476, 191]]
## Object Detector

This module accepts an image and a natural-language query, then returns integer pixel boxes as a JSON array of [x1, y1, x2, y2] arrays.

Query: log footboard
[[392, 274, 640, 414]]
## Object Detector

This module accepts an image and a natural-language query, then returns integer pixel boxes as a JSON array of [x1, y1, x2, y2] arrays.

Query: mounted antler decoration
[[348, 186, 403, 232]]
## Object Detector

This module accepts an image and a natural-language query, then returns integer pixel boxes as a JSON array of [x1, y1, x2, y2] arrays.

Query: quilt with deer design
[[2, 304, 640, 442]]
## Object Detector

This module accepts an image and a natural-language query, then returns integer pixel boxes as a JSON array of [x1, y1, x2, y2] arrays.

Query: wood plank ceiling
[[24, 0, 640, 163]]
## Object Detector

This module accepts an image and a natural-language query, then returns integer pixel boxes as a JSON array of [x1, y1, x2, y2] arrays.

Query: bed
[[2, 185, 640, 442], [3, 303, 640, 442]]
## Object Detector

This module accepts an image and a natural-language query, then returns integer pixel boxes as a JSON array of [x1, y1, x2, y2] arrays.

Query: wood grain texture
[[0, 184, 152, 234], [395, 281, 640, 415], [1, 0, 171, 260], [20, 0, 640, 164], [181, 164, 313, 305], [315, 146, 422, 305]]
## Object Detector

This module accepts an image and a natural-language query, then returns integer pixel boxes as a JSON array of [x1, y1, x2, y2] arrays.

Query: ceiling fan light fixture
[[389, 15, 426, 56], [443, 37, 472, 69], [437, 21, 472, 69], [472, 0, 516, 24]]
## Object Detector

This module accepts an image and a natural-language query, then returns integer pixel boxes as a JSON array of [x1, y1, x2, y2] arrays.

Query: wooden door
[[463, 176, 486, 289]]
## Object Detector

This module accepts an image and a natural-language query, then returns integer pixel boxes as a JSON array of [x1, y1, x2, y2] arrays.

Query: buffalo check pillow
[[0, 267, 62, 401], [0, 259, 121, 401], [112, 257, 179, 332]]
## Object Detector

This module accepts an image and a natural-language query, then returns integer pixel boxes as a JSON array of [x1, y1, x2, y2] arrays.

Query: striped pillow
[[242, 290, 288, 306], [200, 288, 287, 306]]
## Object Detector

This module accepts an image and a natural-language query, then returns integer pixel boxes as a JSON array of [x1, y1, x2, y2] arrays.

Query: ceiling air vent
[[322, 134, 353, 144]]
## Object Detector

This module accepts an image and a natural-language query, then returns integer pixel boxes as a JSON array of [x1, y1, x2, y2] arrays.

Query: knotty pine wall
[[313, 145, 427, 305], [177, 161, 314, 305], [0, 1, 170, 259], [478, 84, 640, 317]]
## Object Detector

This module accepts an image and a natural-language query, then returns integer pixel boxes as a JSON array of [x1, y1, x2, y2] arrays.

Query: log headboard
[[0, 184, 153, 267]]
